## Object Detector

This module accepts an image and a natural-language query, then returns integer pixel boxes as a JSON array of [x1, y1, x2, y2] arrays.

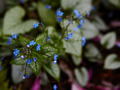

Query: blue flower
[[65, 36, 69, 40], [47, 36, 50, 41], [20, 55, 24, 59], [56, 10, 64, 17], [33, 58, 37, 61], [86, 11, 90, 17], [78, 24, 82, 28], [12, 34, 18, 39], [1, 57, 4, 60], [53, 60, 57, 64], [68, 33, 73, 39], [33, 23, 39, 28], [20, 0, 24, 3], [73, 27, 78, 31], [26, 59, 32, 64], [74, 10, 82, 19], [80, 19, 84, 25], [7, 37, 12, 45], [82, 37, 86, 46], [36, 44, 41, 51], [13, 54, 17, 59], [53, 84, 57, 90], [22, 74, 30, 79], [27, 44, 30, 48], [0, 66, 2, 71], [13, 49, 19, 56], [57, 17, 62, 22], [45, 4, 51, 9], [40, 22, 45, 28], [54, 54, 58, 61], [30, 40, 36, 46], [92, 6, 95, 11]]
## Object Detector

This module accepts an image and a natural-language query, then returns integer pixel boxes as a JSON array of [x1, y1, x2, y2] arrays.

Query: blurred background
[[0, 0, 120, 90]]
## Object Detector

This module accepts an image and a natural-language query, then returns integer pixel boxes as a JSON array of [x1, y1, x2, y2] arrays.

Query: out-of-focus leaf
[[74, 67, 88, 86], [108, 0, 120, 8], [72, 55, 82, 66], [93, 15, 107, 30], [37, 2, 56, 26], [11, 65, 32, 84], [44, 62, 60, 81], [11, 58, 26, 65], [104, 54, 120, 69], [41, 73, 48, 85], [100, 32, 116, 49], [3, 6, 37, 35], [85, 43, 102, 62], [61, 0, 92, 14], [0, 47, 11, 56], [36, 33, 47, 45], [82, 19, 99, 39]]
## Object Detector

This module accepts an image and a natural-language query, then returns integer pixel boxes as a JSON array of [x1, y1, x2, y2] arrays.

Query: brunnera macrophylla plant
[[1, 8, 89, 81]]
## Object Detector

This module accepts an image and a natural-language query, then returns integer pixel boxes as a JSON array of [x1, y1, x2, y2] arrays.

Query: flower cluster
[[56, 9, 64, 22], [53, 54, 58, 64]]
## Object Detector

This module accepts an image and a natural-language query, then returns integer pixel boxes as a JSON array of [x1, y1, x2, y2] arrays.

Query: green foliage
[[10, 58, 26, 65], [72, 55, 82, 66], [44, 62, 60, 81], [19, 35, 31, 46], [74, 67, 88, 86], [108, 0, 120, 8], [104, 54, 120, 69], [37, 2, 56, 26], [100, 32, 116, 49], [61, 0, 92, 14], [85, 43, 102, 62], [3, 6, 37, 35]]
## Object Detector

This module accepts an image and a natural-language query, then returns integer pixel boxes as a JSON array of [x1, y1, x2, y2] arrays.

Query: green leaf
[[82, 19, 99, 39], [72, 55, 82, 66], [29, 60, 42, 77], [61, 0, 92, 14], [10, 58, 26, 65], [93, 15, 107, 31], [42, 45, 57, 57], [36, 33, 47, 45], [3, 6, 37, 35], [44, 62, 60, 81], [85, 43, 102, 62], [108, 0, 120, 8], [19, 35, 31, 46], [100, 32, 116, 49], [37, 2, 56, 26], [74, 67, 88, 86], [104, 54, 120, 69]]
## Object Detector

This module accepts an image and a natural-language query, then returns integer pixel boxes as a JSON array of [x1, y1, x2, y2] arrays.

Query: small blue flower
[[7, 37, 12, 45], [80, 19, 84, 25], [74, 10, 82, 19], [57, 17, 62, 22], [73, 27, 78, 31], [47, 36, 50, 41], [56, 10, 64, 17], [33, 58, 37, 61], [30, 40, 36, 46], [26, 59, 32, 64], [53, 84, 57, 90], [0, 66, 2, 71], [82, 37, 86, 46], [33, 23, 39, 28], [1, 57, 4, 60], [13, 54, 17, 59], [36, 44, 41, 51], [13, 49, 19, 56], [65, 36, 69, 40], [92, 6, 95, 11], [54, 54, 58, 61], [20, 55, 24, 59], [22, 74, 30, 79], [27, 44, 30, 48], [86, 11, 90, 17], [53, 60, 57, 64], [78, 24, 82, 28], [68, 33, 73, 39], [12, 34, 18, 39], [45, 4, 51, 9], [40, 22, 45, 28]]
